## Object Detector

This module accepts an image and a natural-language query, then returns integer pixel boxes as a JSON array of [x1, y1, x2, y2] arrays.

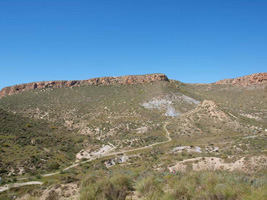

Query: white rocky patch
[[105, 155, 129, 168], [142, 99, 180, 117], [205, 146, 219, 153], [240, 113, 261, 121], [142, 99, 172, 109], [168, 156, 267, 172], [181, 95, 200, 104], [136, 126, 149, 134], [76, 143, 116, 160], [172, 146, 202, 153], [165, 106, 180, 117]]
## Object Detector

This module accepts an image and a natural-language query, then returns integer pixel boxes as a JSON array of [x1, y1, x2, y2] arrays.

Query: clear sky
[[0, 0, 266, 89]]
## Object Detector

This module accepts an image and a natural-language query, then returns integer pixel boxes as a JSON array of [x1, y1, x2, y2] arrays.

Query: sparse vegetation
[[78, 168, 267, 200], [80, 172, 133, 200], [0, 108, 86, 177], [0, 77, 266, 199]]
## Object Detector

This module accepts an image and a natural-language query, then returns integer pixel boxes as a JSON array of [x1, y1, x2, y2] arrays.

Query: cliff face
[[0, 73, 169, 98], [215, 73, 267, 86]]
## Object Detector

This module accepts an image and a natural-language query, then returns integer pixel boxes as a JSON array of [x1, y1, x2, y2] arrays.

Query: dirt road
[[0, 181, 43, 193]]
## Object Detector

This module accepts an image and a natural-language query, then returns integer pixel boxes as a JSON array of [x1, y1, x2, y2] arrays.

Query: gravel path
[[0, 181, 43, 193]]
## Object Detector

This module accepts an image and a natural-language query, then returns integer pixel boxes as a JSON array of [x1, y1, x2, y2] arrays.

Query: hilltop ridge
[[1, 72, 266, 99], [0, 73, 168, 98], [215, 72, 267, 86]]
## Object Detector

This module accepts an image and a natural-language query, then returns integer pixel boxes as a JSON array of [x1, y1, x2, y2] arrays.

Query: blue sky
[[0, 0, 266, 89]]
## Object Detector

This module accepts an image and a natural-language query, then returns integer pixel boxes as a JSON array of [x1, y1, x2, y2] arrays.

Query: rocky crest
[[0, 73, 169, 98], [215, 73, 267, 86]]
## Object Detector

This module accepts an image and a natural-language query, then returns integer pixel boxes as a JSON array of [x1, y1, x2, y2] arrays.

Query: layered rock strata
[[0, 73, 169, 98], [215, 73, 267, 86]]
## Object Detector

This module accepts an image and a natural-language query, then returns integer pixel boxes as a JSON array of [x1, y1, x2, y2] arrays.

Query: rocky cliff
[[215, 73, 267, 86], [0, 73, 169, 98]]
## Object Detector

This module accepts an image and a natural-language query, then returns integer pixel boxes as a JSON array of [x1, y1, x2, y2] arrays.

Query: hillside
[[0, 73, 266, 200], [174, 79, 267, 122], [215, 72, 267, 86], [0, 80, 201, 147], [0, 108, 89, 177]]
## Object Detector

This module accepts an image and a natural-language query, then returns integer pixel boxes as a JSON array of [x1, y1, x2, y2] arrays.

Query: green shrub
[[80, 173, 133, 200], [136, 175, 164, 199], [35, 174, 41, 179], [45, 190, 59, 200], [48, 162, 60, 170]]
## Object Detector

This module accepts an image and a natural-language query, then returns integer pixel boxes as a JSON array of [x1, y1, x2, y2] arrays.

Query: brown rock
[[215, 73, 267, 86], [0, 73, 169, 98]]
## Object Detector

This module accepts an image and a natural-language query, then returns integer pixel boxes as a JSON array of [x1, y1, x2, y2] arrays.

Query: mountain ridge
[[0, 73, 168, 99], [1, 72, 266, 99], [215, 72, 267, 86]]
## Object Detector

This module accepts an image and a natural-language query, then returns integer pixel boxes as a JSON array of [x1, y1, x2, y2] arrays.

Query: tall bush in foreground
[[80, 172, 133, 200]]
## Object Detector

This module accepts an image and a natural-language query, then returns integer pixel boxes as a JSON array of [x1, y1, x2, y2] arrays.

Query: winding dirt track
[[0, 181, 43, 193], [0, 122, 171, 193]]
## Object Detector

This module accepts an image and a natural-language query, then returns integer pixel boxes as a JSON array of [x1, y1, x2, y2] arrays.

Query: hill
[[0, 73, 266, 200], [215, 72, 267, 86], [0, 73, 168, 99]]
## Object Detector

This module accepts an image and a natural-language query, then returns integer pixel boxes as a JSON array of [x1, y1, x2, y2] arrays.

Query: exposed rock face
[[215, 73, 267, 86], [0, 73, 169, 98]]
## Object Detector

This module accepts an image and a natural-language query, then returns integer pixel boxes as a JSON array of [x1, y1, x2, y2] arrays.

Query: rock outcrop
[[0, 73, 169, 98], [215, 73, 267, 86]]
